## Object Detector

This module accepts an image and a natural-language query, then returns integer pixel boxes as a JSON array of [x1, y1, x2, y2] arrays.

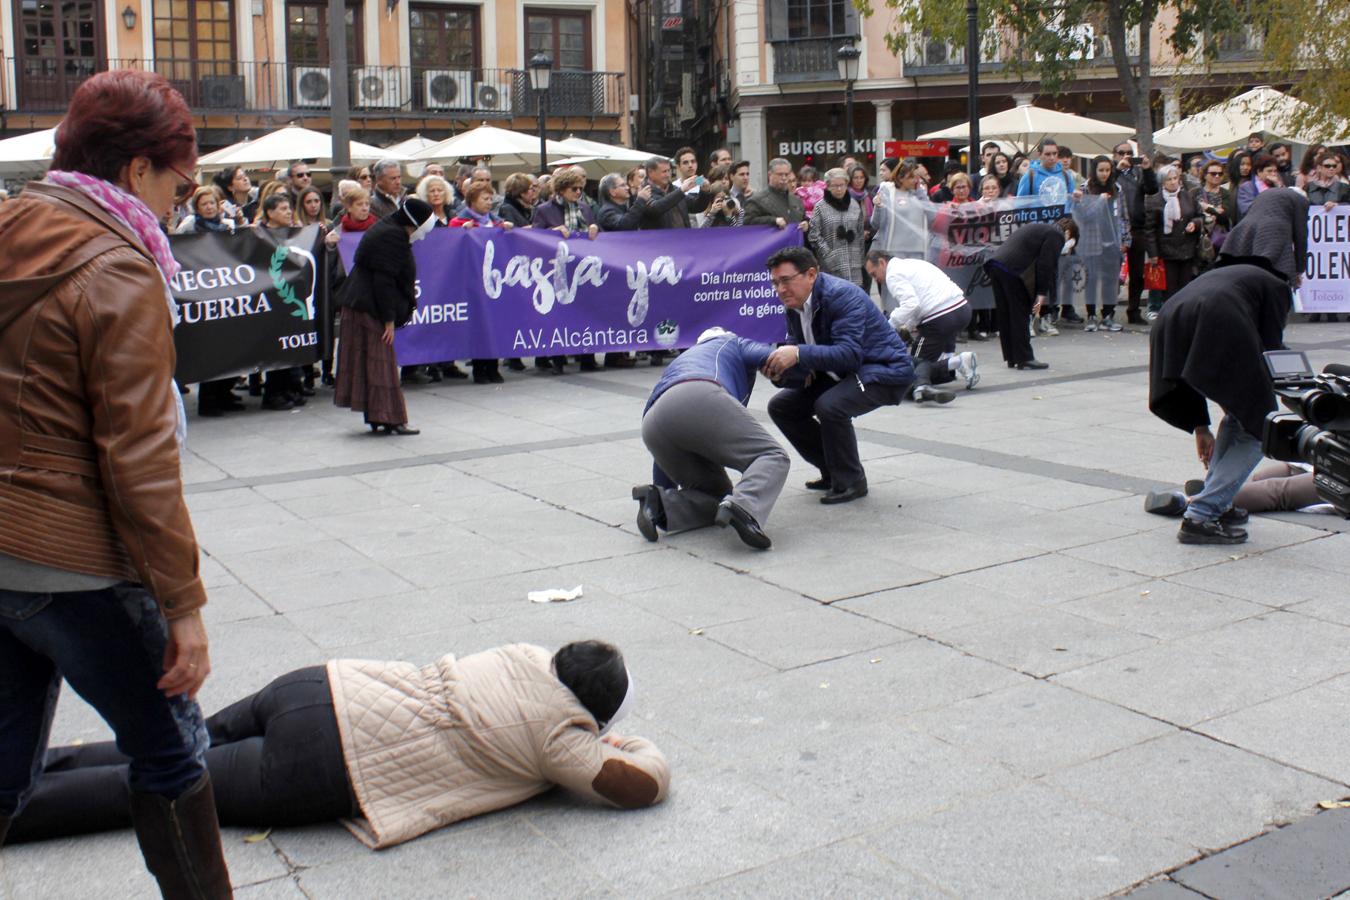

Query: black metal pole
[[328, 0, 351, 174], [966, 0, 979, 174], [538, 91, 548, 174], [844, 80, 855, 162]]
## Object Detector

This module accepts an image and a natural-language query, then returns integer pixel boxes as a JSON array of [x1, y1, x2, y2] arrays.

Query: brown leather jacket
[[0, 182, 205, 618]]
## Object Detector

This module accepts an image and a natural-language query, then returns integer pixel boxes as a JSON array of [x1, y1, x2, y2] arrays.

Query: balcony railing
[[902, 34, 1006, 75], [0, 57, 624, 118], [1211, 25, 1264, 60], [770, 37, 853, 84]]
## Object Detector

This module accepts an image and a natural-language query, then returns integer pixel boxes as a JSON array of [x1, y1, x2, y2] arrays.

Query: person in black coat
[[333, 198, 436, 435], [596, 173, 645, 232], [1113, 146, 1159, 323], [1148, 264, 1290, 545], [983, 220, 1069, 370], [1216, 187, 1309, 289]]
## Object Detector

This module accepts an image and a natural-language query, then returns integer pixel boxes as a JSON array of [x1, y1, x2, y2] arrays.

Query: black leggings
[[7, 666, 356, 843]]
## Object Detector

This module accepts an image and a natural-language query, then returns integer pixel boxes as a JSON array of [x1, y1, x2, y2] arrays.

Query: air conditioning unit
[[293, 67, 331, 108], [424, 69, 473, 110], [353, 66, 401, 109], [200, 74, 245, 109], [473, 80, 512, 113]]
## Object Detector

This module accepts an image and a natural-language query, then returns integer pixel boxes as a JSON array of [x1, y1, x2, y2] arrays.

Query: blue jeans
[[1185, 414, 1265, 524], [0, 583, 208, 817]]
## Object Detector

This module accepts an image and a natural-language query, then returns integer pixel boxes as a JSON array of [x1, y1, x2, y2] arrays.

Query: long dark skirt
[[334, 307, 408, 426]]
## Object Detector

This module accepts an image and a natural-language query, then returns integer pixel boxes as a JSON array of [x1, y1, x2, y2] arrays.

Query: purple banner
[[339, 226, 803, 363]]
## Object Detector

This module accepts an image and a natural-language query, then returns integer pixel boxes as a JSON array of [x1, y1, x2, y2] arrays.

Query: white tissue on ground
[[528, 585, 584, 603]]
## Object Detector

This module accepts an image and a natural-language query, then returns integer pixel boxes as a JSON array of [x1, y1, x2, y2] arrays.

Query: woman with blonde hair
[[174, 184, 234, 234], [416, 174, 454, 225]]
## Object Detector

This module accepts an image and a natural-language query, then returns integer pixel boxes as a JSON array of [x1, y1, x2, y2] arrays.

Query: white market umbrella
[[385, 134, 439, 157], [553, 136, 661, 178], [0, 127, 57, 177], [413, 125, 570, 171], [1153, 85, 1350, 153], [921, 104, 1135, 156], [196, 125, 410, 173]]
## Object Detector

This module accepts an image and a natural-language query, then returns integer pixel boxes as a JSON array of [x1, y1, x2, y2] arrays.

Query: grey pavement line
[[183, 429, 641, 494]]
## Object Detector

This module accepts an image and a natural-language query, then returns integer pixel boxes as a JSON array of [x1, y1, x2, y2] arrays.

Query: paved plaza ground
[[3, 320, 1350, 899]]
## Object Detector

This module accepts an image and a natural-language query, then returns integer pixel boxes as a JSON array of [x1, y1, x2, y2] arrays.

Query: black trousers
[[768, 374, 907, 489], [912, 305, 971, 389], [985, 264, 1036, 365], [6, 667, 355, 843], [1125, 234, 1148, 314]]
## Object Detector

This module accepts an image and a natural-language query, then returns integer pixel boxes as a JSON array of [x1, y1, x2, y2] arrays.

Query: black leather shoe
[[1220, 506, 1249, 526], [820, 480, 868, 504], [1144, 490, 1188, 517], [1184, 479, 1206, 496], [1012, 360, 1049, 370], [804, 476, 833, 491], [632, 485, 664, 542], [1177, 518, 1247, 545], [715, 500, 772, 549], [912, 385, 955, 404], [441, 364, 469, 379], [506, 358, 527, 371], [384, 424, 420, 436]]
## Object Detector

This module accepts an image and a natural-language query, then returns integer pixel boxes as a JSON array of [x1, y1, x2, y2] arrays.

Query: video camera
[[1261, 350, 1350, 517]]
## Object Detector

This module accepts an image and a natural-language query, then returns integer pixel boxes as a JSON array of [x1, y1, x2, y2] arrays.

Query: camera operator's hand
[[1195, 425, 1215, 469]]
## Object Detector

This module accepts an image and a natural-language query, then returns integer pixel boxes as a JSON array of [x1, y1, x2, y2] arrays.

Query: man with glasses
[[285, 160, 313, 211], [744, 158, 808, 231], [761, 246, 913, 504], [1113, 141, 1158, 324]]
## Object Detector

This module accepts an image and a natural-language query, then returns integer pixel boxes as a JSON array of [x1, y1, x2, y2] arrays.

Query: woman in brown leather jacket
[[0, 70, 231, 897]]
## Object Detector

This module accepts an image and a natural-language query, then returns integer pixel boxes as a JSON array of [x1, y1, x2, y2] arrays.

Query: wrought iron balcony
[[0, 56, 624, 118], [770, 37, 853, 84]]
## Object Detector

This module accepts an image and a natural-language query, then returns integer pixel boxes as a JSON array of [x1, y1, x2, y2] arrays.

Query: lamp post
[[328, 0, 351, 173], [836, 41, 861, 162], [966, 0, 980, 175], [528, 53, 553, 173]]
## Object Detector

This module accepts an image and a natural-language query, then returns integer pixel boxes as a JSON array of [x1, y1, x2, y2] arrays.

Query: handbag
[[1197, 232, 1216, 266], [1144, 258, 1167, 291], [1119, 257, 1129, 285]]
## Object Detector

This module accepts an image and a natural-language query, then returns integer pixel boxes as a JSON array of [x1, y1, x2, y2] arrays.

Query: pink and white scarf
[[45, 169, 187, 448]]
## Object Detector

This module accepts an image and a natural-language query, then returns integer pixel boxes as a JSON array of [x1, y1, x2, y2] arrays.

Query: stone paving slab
[[4, 324, 1350, 899]]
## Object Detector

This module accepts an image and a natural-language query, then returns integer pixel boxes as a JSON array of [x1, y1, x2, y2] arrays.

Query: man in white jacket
[[865, 250, 979, 403]]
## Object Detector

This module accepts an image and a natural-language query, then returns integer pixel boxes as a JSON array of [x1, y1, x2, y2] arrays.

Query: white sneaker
[[956, 351, 980, 389], [1100, 314, 1123, 332], [1144, 310, 1159, 322], [1038, 316, 1060, 336], [1085, 315, 1099, 333]]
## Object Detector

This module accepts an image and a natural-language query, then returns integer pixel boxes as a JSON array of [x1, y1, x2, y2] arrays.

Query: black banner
[[168, 225, 329, 384]]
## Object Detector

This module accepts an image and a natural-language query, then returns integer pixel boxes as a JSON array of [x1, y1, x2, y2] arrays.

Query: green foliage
[[268, 245, 308, 319], [1253, 0, 1350, 133], [856, 0, 1246, 94]]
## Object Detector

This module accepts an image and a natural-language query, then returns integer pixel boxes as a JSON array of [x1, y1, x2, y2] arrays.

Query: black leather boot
[[130, 774, 233, 899]]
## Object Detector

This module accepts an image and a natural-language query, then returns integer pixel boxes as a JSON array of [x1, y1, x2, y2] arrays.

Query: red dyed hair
[[53, 69, 197, 184]]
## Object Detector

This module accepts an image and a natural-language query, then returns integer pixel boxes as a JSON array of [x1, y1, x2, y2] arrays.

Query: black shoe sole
[[1145, 490, 1188, 517], [632, 486, 659, 542]]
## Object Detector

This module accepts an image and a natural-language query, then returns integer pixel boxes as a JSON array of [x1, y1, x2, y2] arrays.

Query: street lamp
[[967, 0, 980, 175], [836, 41, 861, 163], [528, 52, 553, 173]]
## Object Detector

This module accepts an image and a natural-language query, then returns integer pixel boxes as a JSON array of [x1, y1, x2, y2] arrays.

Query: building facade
[[0, 0, 631, 150], [640, 3, 1279, 186]]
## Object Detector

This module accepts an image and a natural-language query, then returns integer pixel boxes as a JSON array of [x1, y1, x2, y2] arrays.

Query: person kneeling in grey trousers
[[633, 328, 789, 550]]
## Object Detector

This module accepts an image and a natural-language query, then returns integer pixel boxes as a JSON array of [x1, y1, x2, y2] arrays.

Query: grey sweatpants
[[641, 380, 789, 532]]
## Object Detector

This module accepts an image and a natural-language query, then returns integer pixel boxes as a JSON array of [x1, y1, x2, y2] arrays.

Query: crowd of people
[[122, 126, 1345, 428]]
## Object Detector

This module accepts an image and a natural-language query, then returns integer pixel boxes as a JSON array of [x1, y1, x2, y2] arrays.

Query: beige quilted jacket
[[327, 643, 670, 849]]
